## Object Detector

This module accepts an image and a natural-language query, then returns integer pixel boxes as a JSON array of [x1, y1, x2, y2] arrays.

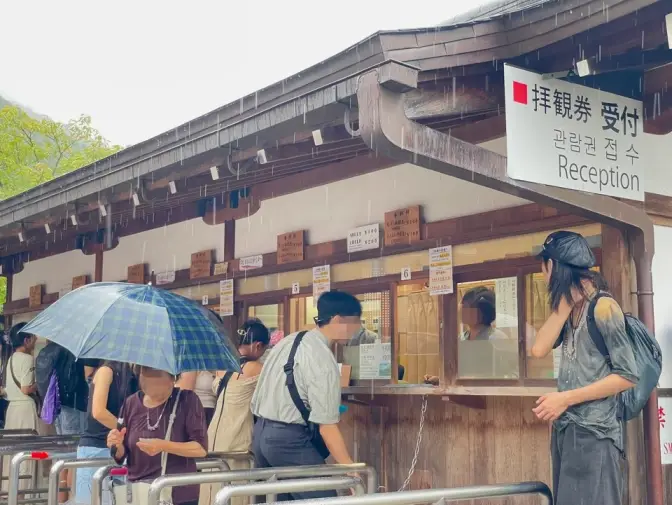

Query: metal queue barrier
[[7, 452, 77, 505], [91, 452, 256, 505], [47, 459, 113, 505], [255, 481, 554, 505], [146, 464, 377, 505], [0, 432, 38, 439], [0, 436, 79, 504], [214, 477, 365, 505]]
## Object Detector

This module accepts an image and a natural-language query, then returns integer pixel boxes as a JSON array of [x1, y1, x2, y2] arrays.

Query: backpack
[[56, 350, 81, 403], [35, 343, 60, 399], [40, 371, 61, 424], [586, 293, 662, 421]]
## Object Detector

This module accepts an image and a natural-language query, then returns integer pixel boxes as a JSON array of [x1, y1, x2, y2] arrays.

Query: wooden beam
[[644, 63, 672, 135], [224, 220, 235, 262], [94, 250, 103, 283]]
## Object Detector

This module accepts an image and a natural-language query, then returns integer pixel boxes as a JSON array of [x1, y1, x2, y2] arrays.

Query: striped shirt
[[251, 328, 340, 425]]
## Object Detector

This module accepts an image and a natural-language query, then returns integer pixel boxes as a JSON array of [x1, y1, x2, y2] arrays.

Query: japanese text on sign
[[312, 265, 331, 305], [384, 206, 421, 246], [347, 223, 380, 253], [277, 231, 305, 265], [219, 279, 234, 317], [429, 246, 453, 295], [505, 64, 647, 201], [239, 255, 263, 271]]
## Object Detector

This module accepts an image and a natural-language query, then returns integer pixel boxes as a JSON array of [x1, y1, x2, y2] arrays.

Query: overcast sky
[[1, 0, 487, 147]]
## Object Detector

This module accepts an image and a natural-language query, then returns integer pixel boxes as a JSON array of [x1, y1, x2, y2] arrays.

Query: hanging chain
[[398, 395, 428, 492]]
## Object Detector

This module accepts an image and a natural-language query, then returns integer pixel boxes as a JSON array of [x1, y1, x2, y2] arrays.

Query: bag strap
[[215, 371, 235, 400], [160, 389, 182, 476], [586, 292, 612, 363], [283, 331, 310, 425], [9, 355, 22, 391]]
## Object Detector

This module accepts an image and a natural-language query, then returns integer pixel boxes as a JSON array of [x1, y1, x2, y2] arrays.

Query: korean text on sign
[[505, 64, 647, 201]]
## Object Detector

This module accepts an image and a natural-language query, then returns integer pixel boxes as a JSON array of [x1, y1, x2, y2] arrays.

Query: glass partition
[[456, 278, 520, 379], [248, 303, 284, 335]]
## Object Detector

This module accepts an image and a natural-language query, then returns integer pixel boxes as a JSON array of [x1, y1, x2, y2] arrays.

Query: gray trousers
[[552, 424, 624, 505], [252, 418, 336, 501]]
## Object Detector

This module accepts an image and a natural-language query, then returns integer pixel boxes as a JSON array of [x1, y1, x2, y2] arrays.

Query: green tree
[[0, 104, 122, 310], [0, 104, 122, 199]]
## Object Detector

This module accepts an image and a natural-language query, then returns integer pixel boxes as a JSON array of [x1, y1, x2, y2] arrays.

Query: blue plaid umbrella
[[22, 282, 240, 375]]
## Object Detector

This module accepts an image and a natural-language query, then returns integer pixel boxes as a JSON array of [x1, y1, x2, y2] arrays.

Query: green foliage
[[0, 104, 122, 200], [0, 103, 121, 310]]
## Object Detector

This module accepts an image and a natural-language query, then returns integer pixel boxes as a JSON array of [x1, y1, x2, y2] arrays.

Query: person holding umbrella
[[107, 366, 207, 505], [22, 282, 241, 505]]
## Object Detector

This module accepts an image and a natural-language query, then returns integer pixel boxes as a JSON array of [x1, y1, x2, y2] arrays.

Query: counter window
[[396, 283, 440, 384], [248, 303, 284, 337], [456, 278, 519, 379]]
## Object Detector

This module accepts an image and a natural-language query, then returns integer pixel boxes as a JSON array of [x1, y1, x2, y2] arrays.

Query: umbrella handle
[[111, 419, 124, 459]]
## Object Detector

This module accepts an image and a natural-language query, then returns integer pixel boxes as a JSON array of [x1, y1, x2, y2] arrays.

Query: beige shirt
[[5, 352, 35, 402], [194, 372, 216, 409], [251, 328, 340, 425]]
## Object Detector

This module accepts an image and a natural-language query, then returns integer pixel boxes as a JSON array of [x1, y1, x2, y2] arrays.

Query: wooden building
[[2, 1, 672, 503]]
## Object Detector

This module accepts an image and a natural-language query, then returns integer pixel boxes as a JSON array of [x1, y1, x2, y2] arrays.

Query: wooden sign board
[[190, 250, 213, 279], [384, 205, 421, 246], [72, 275, 88, 290], [29, 285, 43, 308], [277, 231, 305, 265], [213, 262, 228, 276], [127, 264, 146, 284]]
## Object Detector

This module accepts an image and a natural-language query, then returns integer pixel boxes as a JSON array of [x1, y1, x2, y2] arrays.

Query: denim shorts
[[74, 446, 113, 505], [55, 406, 87, 435]]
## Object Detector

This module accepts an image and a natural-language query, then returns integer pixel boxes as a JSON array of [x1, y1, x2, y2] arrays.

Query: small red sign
[[513, 81, 528, 105]]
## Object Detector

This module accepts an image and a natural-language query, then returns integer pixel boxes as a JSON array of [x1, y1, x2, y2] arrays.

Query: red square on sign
[[513, 81, 528, 105]]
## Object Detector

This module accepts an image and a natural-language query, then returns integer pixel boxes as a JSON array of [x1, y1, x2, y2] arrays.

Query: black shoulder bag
[[283, 331, 330, 460]]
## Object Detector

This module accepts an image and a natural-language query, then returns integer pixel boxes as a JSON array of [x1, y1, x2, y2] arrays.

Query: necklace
[[145, 393, 171, 432], [563, 300, 587, 361]]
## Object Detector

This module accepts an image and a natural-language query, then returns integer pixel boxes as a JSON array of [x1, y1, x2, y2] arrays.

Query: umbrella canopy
[[23, 282, 240, 375]]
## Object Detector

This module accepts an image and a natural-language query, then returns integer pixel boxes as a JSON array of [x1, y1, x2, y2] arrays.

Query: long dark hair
[[542, 255, 608, 311], [100, 361, 138, 400]]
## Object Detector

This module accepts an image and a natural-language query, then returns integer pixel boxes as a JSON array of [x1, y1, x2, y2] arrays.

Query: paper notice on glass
[[219, 279, 234, 317], [495, 277, 518, 328], [429, 246, 453, 295], [359, 342, 392, 379], [312, 265, 331, 305]]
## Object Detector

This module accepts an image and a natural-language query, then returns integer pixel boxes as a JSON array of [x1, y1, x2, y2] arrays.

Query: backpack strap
[[283, 331, 310, 425], [586, 292, 612, 365]]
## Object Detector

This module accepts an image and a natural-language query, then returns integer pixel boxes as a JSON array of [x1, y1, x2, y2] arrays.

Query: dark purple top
[[120, 388, 207, 505]]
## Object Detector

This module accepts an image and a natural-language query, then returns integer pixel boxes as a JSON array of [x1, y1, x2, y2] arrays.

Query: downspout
[[358, 61, 662, 505]]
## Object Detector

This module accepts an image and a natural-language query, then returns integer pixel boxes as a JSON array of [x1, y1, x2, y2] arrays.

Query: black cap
[[538, 231, 596, 269]]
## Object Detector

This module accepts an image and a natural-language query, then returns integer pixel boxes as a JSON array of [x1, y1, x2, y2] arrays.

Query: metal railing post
[[47, 458, 113, 505], [8, 452, 76, 505], [255, 481, 553, 505], [214, 477, 364, 505], [91, 465, 125, 505], [195, 459, 230, 472]]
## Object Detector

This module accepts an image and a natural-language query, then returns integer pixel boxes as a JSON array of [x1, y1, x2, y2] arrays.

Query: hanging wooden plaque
[[277, 231, 305, 265], [190, 250, 213, 279], [127, 264, 146, 284], [384, 205, 421, 246], [29, 285, 43, 308], [72, 275, 88, 290]]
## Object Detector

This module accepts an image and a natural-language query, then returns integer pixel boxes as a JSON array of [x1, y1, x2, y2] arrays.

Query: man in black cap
[[530, 231, 638, 505], [250, 290, 361, 500]]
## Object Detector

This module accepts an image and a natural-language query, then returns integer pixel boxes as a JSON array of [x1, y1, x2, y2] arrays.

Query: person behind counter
[[530, 231, 637, 505], [250, 290, 360, 500]]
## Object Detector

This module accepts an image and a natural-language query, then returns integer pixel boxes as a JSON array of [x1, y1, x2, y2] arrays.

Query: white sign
[[155, 271, 176, 285], [495, 277, 518, 328], [239, 255, 263, 271], [219, 279, 234, 317], [659, 397, 672, 464], [201, 295, 209, 306], [401, 267, 411, 281], [359, 342, 392, 380], [505, 64, 649, 201], [291, 282, 300, 295], [652, 225, 672, 388], [429, 246, 453, 295], [347, 223, 379, 253], [312, 265, 331, 303]]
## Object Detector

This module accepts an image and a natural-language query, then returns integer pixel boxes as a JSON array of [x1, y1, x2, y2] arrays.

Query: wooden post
[[601, 224, 643, 505], [224, 220, 235, 262], [94, 250, 103, 283]]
